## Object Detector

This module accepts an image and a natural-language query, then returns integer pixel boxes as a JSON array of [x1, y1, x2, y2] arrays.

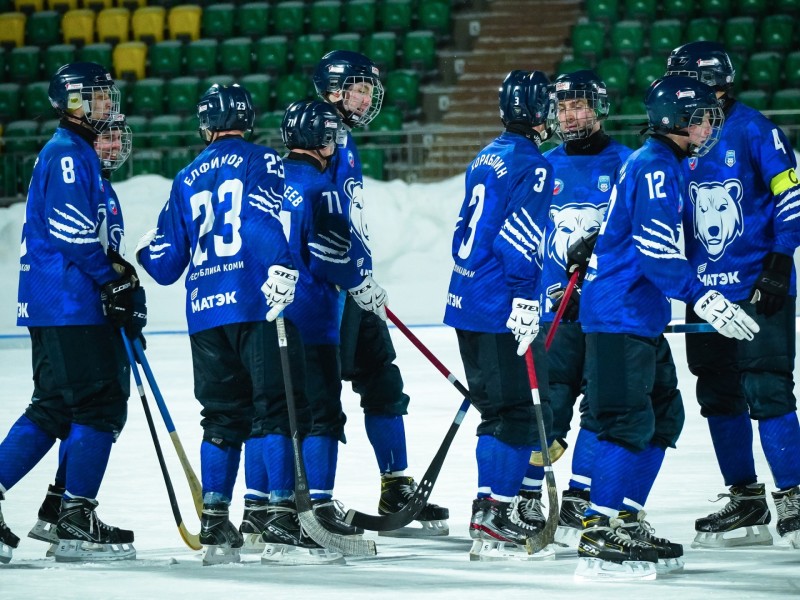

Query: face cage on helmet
[[552, 89, 605, 141], [95, 124, 132, 173], [686, 105, 725, 158], [338, 75, 384, 128], [665, 69, 733, 91], [68, 85, 122, 133]]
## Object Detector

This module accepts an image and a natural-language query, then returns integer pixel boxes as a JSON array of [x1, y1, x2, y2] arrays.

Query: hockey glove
[[506, 298, 540, 356], [549, 284, 581, 322], [348, 276, 388, 321], [566, 230, 599, 279], [748, 251, 793, 317], [694, 290, 760, 341], [134, 228, 157, 265], [262, 265, 299, 322]]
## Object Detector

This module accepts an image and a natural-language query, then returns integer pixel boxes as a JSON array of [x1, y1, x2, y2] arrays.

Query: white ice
[[0, 175, 798, 599]]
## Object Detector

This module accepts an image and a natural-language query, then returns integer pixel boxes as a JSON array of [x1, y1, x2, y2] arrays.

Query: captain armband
[[770, 167, 799, 196]]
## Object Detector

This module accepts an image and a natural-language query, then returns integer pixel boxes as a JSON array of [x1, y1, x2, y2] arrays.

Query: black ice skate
[[0, 494, 20, 564], [311, 498, 364, 538], [772, 486, 800, 549], [28, 484, 64, 556], [693, 483, 773, 548], [469, 497, 553, 561], [554, 488, 590, 548], [201, 502, 243, 566], [54, 497, 135, 562], [575, 514, 659, 581], [239, 498, 270, 553], [619, 510, 684, 572], [377, 475, 449, 537], [260, 501, 344, 565]]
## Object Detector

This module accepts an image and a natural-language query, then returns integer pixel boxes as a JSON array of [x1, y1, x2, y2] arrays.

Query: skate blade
[[469, 539, 555, 562], [378, 520, 449, 538], [45, 543, 56, 558], [240, 533, 266, 554], [691, 525, 773, 549], [657, 557, 685, 573], [775, 530, 800, 550], [0, 543, 12, 564], [260, 543, 346, 565], [53, 539, 136, 562], [28, 519, 58, 544], [554, 525, 581, 549], [574, 557, 657, 581], [202, 544, 241, 566]]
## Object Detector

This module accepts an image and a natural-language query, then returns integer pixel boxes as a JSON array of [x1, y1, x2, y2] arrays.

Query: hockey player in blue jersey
[[575, 76, 760, 581], [136, 84, 303, 566], [537, 70, 633, 549], [313, 50, 449, 536], [0, 62, 143, 564], [665, 41, 800, 550], [444, 70, 554, 561]]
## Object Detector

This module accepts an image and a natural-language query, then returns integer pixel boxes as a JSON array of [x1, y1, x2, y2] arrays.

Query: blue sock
[[476, 435, 496, 498], [0, 415, 56, 492], [587, 440, 636, 517], [708, 413, 757, 486], [64, 424, 113, 499], [201, 441, 233, 503], [223, 446, 241, 501], [365, 414, 408, 474], [569, 428, 598, 490], [304, 436, 338, 500], [521, 463, 544, 492], [490, 438, 534, 500], [55, 441, 67, 488], [264, 434, 293, 502], [622, 444, 665, 511], [244, 437, 268, 500], [758, 412, 800, 490]]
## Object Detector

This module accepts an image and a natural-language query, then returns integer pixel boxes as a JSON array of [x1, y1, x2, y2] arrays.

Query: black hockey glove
[[748, 251, 793, 317], [566, 230, 599, 279], [549, 284, 581, 323], [101, 249, 147, 338]]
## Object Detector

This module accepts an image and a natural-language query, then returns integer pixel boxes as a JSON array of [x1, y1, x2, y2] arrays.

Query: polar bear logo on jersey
[[546, 203, 607, 267], [688, 179, 743, 261]]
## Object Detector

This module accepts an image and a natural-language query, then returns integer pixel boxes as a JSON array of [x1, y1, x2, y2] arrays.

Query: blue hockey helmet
[[498, 70, 552, 129], [95, 113, 132, 173], [48, 62, 121, 133], [312, 50, 383, 128], [644, 76, 724, 157], [281, 100, 343, 151], [197, 83, 255, 144], [665, 41, 735, 92], [551, 69, 610, 141]]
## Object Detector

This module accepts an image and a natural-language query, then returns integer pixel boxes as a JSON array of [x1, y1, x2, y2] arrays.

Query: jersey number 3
[[190, 178, 243, 267]]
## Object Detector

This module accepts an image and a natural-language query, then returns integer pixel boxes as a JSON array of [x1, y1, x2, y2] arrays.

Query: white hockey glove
[[134, 228, 157, 265], [348, 276, 388, 321], [506, 298, 540, 356], [262, 265, 299, 322], [694, 290, 760, 341]]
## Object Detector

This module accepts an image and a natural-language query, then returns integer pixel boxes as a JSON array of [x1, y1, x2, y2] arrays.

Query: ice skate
[[54, 497, 135, 562], [28, 484, 64, 557], [555, 488, 589, 549], [575, 514, 658, 581], [692, 484, 773, 548], [619, 510, 684, 572], [772, 486, 800, 549], [311, 498, 364, 538], [0, 495, 20, 564], [469, 497, 554, 561], [377, 475, 449, 537], [200, 502, 243, 566], [260, 501, 345, 565], [240, 499, 270, 553]]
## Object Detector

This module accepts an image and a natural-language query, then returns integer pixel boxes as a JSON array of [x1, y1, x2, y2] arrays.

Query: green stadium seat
[[326, 32, 361, 54], [685, 17, 720, 42], [239, 73, 272, 112], [79, 43, 112, 71], [202, 4, 235, 40], [649, 19, 682, 58], [125, 113, 148, 147], [368, 104, 402, 143], [736, 89, 769, 111], [179, 115, 200, 145], [402, 30, 436, 73], [610, 20, 644, 58], [2, 119, 38, 153], [624, 0, 656, 21], [255, 36, 289, 76], [359, 145, 383, 179], [0, 13, 26, 50], [148, 114, 183, 148], [131, 6, 166, 45], [237, 2, 269, 38], [383, 69, 419, 116], [554, 56, 591, 76], [165, 75, 200, 115], [632, 55, 664, 92], [131, 77, 164, 116], [380, 0, 411, 32], [163, 147, 193, 178], [418, 0, 451, 37], [363, 31, 396, 72], [293, 34, 325, 74], [219, 37, 252, 77], [343, 0, 376, 34], [84, 0, 113, 10], [96, 7, 130, 45], [571, 22, 605, 61], [785, 50, 800, 88], [746, 51, 781, 92], [273, 1, 305, 37], [131, 148, 163, 176], [115, 78, 130, 112], [39, 117, 60, 138], [596, 57, 630, 100], [310, 0, 341, 36], [662, 0, 694, 18], [618, 95, 645, 116], [700, 0, 732, 18], [112, 40, 147, 81], [44, 44, 76, 77], [274, 73, 311, 112], [148, 40, 182, 78], [770, 88, 800, 126], [775, 0, 800, 12], [48, 0, 77, 12], [253, 110, 283, 137], [0, 49, 5, 82], [201, 74, 235, 92], [759, 15, 794, 53], [736, 0, 766, 15], [587, 0, 618, 23], [9, 46, 40, 83], [22, 80, 52, 119], [26, 10, 60, 46], [186, 39, 219, 77], [723, 16, 756, 53]]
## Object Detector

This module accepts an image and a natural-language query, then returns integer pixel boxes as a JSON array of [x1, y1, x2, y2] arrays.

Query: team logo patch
[[725, 150, 736, 167], [597, 175, 610, 192], [553, 179, 563, 195], [109, 199, 118, 215], [348, 150, 354, 168], [688, 157, 698, 170]]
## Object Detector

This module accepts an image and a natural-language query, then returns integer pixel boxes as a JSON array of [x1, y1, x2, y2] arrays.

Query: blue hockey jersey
[[540, 139, 633, 321], [444, 131, 553, 333], [683, 100, 800, 301], [581, 136, 706, 337], [18, 127, 119, 327], [138, 137, 292, 335]]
